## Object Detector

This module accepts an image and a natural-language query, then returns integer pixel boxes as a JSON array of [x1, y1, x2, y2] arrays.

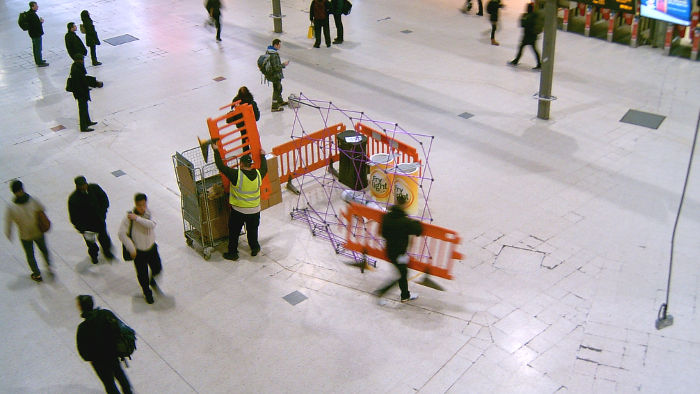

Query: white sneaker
[[401, 293, 418, 303]]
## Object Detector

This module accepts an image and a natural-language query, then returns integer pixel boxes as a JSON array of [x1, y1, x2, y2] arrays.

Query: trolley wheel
[[186, 238, 193, 247]]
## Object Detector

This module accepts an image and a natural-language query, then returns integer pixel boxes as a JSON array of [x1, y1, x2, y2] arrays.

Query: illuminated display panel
[[640, 0, 692, 25]]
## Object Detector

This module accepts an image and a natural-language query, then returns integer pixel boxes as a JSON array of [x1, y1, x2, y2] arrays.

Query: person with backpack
[[23, 2, 48, 67], [509, 3, 542, 69], [330, 0, 346, 44], [76, 295, 133, 394], [486, 0, 504, 45], [4, 179, 52, 283], [310, 0, 332, 48], [80, 10, 102, 66], [266, 39, 290, 112], [118, 193, 162, 304], [65, 22, 87, 60]]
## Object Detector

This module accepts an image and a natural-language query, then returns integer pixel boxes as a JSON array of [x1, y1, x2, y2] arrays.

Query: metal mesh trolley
[[172, 147, 230, 259]]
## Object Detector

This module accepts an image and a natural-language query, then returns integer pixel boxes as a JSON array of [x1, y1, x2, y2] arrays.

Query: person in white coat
[[118, 193, 162, 304]]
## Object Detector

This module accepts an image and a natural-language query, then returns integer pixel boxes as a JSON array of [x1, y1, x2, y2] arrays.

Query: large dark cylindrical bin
[[336, 130, 368, 190]]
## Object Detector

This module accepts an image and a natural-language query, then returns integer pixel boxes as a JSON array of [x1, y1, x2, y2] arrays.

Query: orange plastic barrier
[[354, 123, 421, 169], [342, 203, 463, 280], [207, 101, 271, 199], [271, 123, 344, 183]]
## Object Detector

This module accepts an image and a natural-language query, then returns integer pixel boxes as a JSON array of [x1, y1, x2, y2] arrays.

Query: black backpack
[[97, 310, 137, 364], [18, 11, 30, 31], [257, 53, 272, 80]]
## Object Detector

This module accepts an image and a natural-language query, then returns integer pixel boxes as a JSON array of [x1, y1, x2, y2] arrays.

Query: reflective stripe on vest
[[229, 169, 261, 208]]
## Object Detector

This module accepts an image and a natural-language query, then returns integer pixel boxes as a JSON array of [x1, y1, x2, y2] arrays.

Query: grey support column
[[537, 0, 558, 120], [272, 0, 283, 33]]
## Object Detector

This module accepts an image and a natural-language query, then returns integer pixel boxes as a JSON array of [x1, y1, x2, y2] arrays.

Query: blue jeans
[[31, 36, 43, 64], [21, 236, 50, 275]]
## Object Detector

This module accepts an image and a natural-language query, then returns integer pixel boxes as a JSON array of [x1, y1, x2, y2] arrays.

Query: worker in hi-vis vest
[[213, 148, 268, 261]]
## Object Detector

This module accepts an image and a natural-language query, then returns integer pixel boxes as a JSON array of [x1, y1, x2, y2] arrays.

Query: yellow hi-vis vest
[[229, 169, 261, 208]]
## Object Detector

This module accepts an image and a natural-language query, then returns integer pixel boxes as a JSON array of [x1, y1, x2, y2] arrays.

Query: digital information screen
[[587, 0, 637, 12], [640, 0, 692, 25]]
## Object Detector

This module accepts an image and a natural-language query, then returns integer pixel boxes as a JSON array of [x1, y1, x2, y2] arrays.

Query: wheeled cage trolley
[[172, 146, 230, 260]]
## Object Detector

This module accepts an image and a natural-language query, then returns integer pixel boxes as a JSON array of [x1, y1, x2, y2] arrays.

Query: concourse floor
[[1, 0, 699, 392]]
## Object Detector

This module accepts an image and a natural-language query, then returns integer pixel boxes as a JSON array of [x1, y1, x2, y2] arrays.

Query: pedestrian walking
[[310, 0, 332, 48], [509, 3, 541, 69], [486, 0, 504, 45], [206, 0, 222, 41], [67, 53, 102, 132], [213, 149, 268, 261], [330, 0, 346, 43], [266, 39, 289, 112], [76, 295, 133, 394], [68, 176, 114, 264], [118, 193, 162, 304], [4, 180, 52, 282], [374, 194, 423, 303], [80, 10, 102, 66], [65, 22, 87, 60], [26, 2, 48, 67], [227, 86, 261, 152]]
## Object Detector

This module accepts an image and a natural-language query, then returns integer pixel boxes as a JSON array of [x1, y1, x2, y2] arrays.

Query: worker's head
[[134, 193, 148, 215], [74, 176, 88, 192], [10, 179, 24, 196], [76, 294, 94, 313], [240, 154, 253, 169]]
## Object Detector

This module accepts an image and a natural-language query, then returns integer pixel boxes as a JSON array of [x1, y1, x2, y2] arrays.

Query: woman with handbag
[[80, 10, 101, 66], [4, 180, 52, 282]]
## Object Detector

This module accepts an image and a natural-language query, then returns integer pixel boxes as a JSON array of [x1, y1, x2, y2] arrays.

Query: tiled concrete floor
[[1, 0, 699, 392]]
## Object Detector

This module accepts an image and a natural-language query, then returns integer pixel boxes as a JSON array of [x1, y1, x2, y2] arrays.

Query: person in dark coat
[[486, 0, 504, 45], [226, 86, 261, 152], [76, 295, 132, 394], [26, 2, 48, 67], [80, 10, 102, 66], [330, 0, 346, 44], [65, 22, 87, 60], [374, 194, 423, 303], [509, 3, 542, 69], [69, 54, 100, 132], [68, 176, 113, 264], [206, 0, 222, 41], [310, 0, 332, 48]]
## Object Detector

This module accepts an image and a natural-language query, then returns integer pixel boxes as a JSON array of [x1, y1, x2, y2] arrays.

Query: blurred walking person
[[486, 0, 504, 45], [68, 176, 114, 264], [4, 180, 51, 282], [206, 0, 222, 41]]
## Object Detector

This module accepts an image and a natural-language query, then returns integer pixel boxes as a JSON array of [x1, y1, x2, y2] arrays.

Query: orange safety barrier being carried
[[207, 101, 271, 199], [342, 203, 463, 280], [272, 123, 344, 183]]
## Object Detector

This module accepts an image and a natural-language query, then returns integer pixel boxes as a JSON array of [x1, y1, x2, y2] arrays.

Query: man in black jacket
[[330, 0, 346, 44], [69, 176, 114, 264], [375, 194, 423, 303], [26, 2, 48, 67], [65, 22, 87, 60], [213, 148, 268, 261], [509, 3, 541, 69], [68, 54, 102, 132], [76, 295, 132, 394]]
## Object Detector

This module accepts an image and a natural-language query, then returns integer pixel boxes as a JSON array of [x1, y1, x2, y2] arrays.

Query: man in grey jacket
[[267, 39, 290, 112], [118, 193, 162, 304]]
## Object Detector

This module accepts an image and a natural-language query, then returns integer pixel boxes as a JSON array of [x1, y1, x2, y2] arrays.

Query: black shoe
[[271, 107, 284, 112], [533, 65, 542, 70], [81, 128, 94, 132], [313, 44, 320, 48], [508, 60, 518, 66], [145, 293, 154, 304], [223, 252, 239, 261], [251, 247, 260, 256], [91, 257, 99, 264], [216, 37, 222, 42], [92, 61, 102, 66], [96, 81, 104, 88], [333, 39, 343, 44], [38, 62, 49, 67], [476, 12, 483, 16], [88, 121, 98, 126]]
